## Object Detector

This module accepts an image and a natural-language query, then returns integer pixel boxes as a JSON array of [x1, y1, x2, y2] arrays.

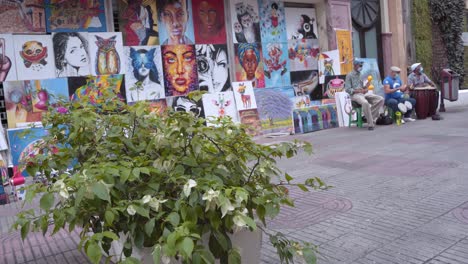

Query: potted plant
[[14, 90, 327, 263]]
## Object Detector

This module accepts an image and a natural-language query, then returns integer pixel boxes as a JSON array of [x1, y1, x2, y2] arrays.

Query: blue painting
[[45, 0, 108, 32], [254, 86, 295, 135], [157, 0, 195, 45], [360, 58, 384, 97], [258, 0, 287, 43], [263, 42, 290, 88]]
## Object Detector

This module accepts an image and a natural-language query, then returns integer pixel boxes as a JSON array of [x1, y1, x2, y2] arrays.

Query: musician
[[383, 66, 416, 123], [407, 63, 441, 120]]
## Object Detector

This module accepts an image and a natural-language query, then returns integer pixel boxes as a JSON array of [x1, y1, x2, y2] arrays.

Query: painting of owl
[[95, 35, 120, 75]]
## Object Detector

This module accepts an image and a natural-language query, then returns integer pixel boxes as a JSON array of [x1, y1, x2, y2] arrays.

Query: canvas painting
[[258, 0, 287, 43], [254, 86, 295, 135], [68, 74, 126, 105], [324, 75, 346, 99], [157, 0, 195, 45], [318, 50, 341, 84], [360, 58, 384, 97], [88, 32, 125, 76], [52, 32, 91, 77], [162, 45, 198, 96], [146, 99, 168, 115], [124, 46, 165, 103], [202, 92, 238, 126], [234, 43, 265, 88], [291, 70, 320, 100], [167, 96, 204, 119], [232, 81, 257, 111], [196, 44, 230, 93], [288, 39, 320, 72], [263, 42, 290, 88], [192, 0, 227, 44], [335, 91, 353, 127], [293, 104, 338, 134], [0, 34, 18, 82], [239, 109, 261, 136], [45, 0, 107, 32], [0, 1, 46, 34], [230, 0, 261, 43], [13, 34, 56, 80], [4, 78, 69, 128], [284, 7, 318, 40], [118, 0, 159, 45], [336, 30, 353, 74]]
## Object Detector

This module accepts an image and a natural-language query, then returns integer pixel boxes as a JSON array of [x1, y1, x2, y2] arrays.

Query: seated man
[[408, 63, 441, 120], [345, 59, 385, 130], [383, 66, 416, 123]]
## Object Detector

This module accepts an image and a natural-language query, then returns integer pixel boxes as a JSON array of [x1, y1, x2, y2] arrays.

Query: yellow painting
[[336, 30, 353, 75]]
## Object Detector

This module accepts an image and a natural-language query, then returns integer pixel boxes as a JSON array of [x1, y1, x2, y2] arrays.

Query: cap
[[390, 66, 401, 72], [411, 63, 422, 72], [353, 58, 364, 65]]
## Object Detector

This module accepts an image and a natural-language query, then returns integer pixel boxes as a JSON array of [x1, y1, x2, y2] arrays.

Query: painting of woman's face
[[241, 49, 258, 80], [161, 1, 188, 43], [213, 49, 228, 92], [162, 45, 198, 96], [198, 1, 217, 33], [64, 36, 89, 68]]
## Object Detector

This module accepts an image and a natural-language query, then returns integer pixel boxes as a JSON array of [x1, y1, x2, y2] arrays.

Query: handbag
[[376, 113, 393, 125]]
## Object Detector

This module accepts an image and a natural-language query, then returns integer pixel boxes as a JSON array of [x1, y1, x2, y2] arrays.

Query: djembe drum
[[411, 86, 438, 119]]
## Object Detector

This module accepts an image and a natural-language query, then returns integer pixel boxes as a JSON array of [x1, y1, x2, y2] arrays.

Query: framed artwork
[[239, 109, 261, 136], [254, 86, 295, 135], [293, 105, 338, 134], [230, 0, 261, 43], [288, 39, 320, 72], [234, 43, 265, 88], [118, 0, 159, 45], [45, 0, 107, 32], [0, 34, 18, 82], [166, 96, 204, 119], [196, 44, 230, 93], [13, 34, 56, 80], [52, 32, 91, 77], [336, 30, 353, 74], [318, 50, 341, 84], [146, 99, 168, 115], [323, 75, 346, 99], [290, 70, 320, 100], [284, 7, 318, 40], [232, 81, 257, 111], [192, 0, 227, 44], [263, 42, 290, 88], [124, 46, 165, 103], [0, 1, 46, 34], [258, 0, 287, 43], [162, 45, 198, 96], [202, 91, 239, 126], [68, 74, 126, 106], [156, 0, 195, 45], [88, 32, 125, 75]]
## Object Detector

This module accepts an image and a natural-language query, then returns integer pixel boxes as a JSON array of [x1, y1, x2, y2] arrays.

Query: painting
[[234, 43, 265, 88], [146, 99, 168, 115], [239, 109, 261, 136], [293, 104, 338, 134], [254, 86, 294, 135], [118, 0, 159, 45], [291, 70, 320, 100], [52, 32, 91, 77], [156, 0, 195, 45], [336, 30, 353, 74], [230, 0, 261, 43], [334, 91, 353, 127], [232, 81, 257, 111], [13, 34, 56, 80], [318, 50, 341, 84], [284, 7, 318, 40], [88, 32, 125, 76], [45, 0, 107, 32], [0, 34, 18, 82], [124, 46, 165, 103], [323, 75, 346, 99], [68, 74, 126, 106], [258, 0, 287, 43], [0, 0, 46, 34], [263, 42, 290, 88], [192, 0, 227, 44], [162, 45, 198, 96], [195, 44, 230, 93], [360, 58, 384, 97], [288, 39, 319, 72], [167, 96, 204, 119], [4, 78, 69, 128], [202, 91, 238, 126]]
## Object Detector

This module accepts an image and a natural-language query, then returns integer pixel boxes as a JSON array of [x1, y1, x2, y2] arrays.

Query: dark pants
[[385, 97, 416, 118]]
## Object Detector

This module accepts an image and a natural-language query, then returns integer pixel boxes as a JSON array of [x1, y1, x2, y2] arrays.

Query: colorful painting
[[45, 0, 107, 32], [118, 0, 159, 45], [293, 105, 338, 134], [0, 34, 18, 82], [288, 39, 319, 72], [202, 91, 238, 126], [157, 0, 195, 45], [146, 99, 168, 115], [318, 50, 341, 84], [335, 91, 353, 127], [4, 78, 69, 128], [230, 0, 261, 43], [192, 0, 227, 44], [258, 0, 287, 43], [234, 43, 265, 88], [324, 75, 346, 99], [360, 58, 384, 97], [162, 45, 198, 96], [291, 70, 320, 100], [263, 42, 290, 88], [13, 34, 56, 80], [88, 32, 125, 76], [167, 96, 204, 118], [239, 109, 261, 136], [195, 44, 230, 93], [284, 7, 318, 40], [68, 74, 126, 106], [0, 0, 46, 34], [52, 32, 91, 77], [254, 86, 294, 135], [124, 46, 165, 103], [336, 30, 353, 74], [232, 81, 257, 111]]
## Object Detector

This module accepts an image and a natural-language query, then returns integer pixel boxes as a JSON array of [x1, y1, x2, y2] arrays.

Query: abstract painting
[[167, 96, 204, 119], [0, 34, 18, 82], [88, 32, 125, 75], [318, 50, 341, 84], [234, 43, 265, 88], [230, 0, 261, 43], [196, 44, 230, 93], [52, 32, 91, 77], [258, 0, 287, 43], [13, 34, 56, 80], [232, 81, 257, 111], [68, 74, 126, 106], [254, 86, 294, 135], [0, 1, 46, 34], [239, 109, 261, 136], [284, 7, 318, 40], [162, 45, 199, 96], [118, 0, 159, 45], [45, 0, 107, 32], [262, 42, 290, 88], [124, 46, 165, 103], [156, 0, 195, 45], [291, 70, 320, 100], [293, 105, 338, 134], [202, 91, 238, 126], [323, 75, 346, 99], [192, 0, 227, 44], [336, 30, 353, 74], [360, 58, 384, 97], [288, 39, 319, 72]]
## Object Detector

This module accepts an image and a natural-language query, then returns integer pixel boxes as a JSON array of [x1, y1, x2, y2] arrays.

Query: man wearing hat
[[345, 59, 384, 130], [383, 66, 416, 123], [407, 63, 441, 120]]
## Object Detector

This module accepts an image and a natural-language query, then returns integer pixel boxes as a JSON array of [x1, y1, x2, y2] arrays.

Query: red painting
[[192, 0, 227, 44]]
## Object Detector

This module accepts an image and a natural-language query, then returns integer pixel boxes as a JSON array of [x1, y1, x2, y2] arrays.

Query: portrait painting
[[232, 81, 257, 111], [288, 38, 320, 72], [88, 32, 125, 76], [147, 99, 168, 115], [167, 96, 204, 119], [323, 75, 346, 99], [284, 7, 318, 40], [192, 0, 227, 44], [157, 0, 195, 45], [162, 45, 198, 96], [0, 34, 18, 82], [291, 70, 321, 100], [263, 42, 290, 88], [45, 0, 107, 32], [239, 109, 261, 136], [254, 86, 295, 135], [52, 32, 91, 77], [258, 0, 287, 43], [13, 34, 56, 81], [318, 49, 341, 84], [124, 46, 165, 103], [0, 1, 46, 34], [234, 43, 265, 88], [230, 0, 261, 43], [118, 0, 159, 45], [202, 91, 239, 126], [196, 44, 230, 93], [68, 74, 126, 106]]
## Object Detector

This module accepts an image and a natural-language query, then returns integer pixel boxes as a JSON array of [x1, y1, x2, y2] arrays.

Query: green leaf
[[133, 205, 150, 218], [167, 212, 180, 226], [121, 257, 140, 264], [256, 205, 266, 224], [239, 215, 256, 230], [102, 231, 119, 241], [41, 216, 48, 235], [152, 244, 161, 264], [86, 241, 102, 264], [144, 218, 155, 236], [105, 210, 114, 225], [179, 237, 194, 258], [120, 168, 131, 183], [40, 193, 54, 211], [20, 222, 30, 240], [285, 173, 293, 183], [303, 247, 317, 264], [25, 188, 36, 203], [297, 184, 309, 192], [92, 181, 110, 202], [228, 248, 241, 264]]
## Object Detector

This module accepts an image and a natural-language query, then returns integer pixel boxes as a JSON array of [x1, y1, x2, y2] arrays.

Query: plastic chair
[[348, 101, 363, 128]]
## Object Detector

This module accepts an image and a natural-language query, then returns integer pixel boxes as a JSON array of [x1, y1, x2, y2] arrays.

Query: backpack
[[376, 113, 393, 125]]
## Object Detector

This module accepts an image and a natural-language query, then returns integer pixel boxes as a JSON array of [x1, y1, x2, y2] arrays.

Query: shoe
[[432, 114, 442, 120], [368, 126, 374, 131], [404, 101, 413, 110], [397, 103, 407, 114], [401, 119, 406, 124], [404, 117, 416, 122]]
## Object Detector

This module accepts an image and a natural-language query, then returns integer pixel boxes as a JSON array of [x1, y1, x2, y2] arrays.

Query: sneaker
[[404, 101, 413, 110], [368, 126, 374, 131], [397, 103, 407, 114], [432, 114, 442, 120], [401, 119, 406, 124], [404, 117, 416, 122]]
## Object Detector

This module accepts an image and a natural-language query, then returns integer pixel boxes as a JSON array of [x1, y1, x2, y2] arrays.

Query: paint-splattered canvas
[[118, 0, 159, 45], [284, 7, 318, 40], [167, 96, 204, 119], [68, 74, 126, 106], [255, 86, 294, 135], [318, 50, 341, 84], [52, 32, 91, 77], [0, 34, 18, 82], [258, 0, 287, 43], [293, 104, 338, 134], [263, 42, 290, 88], [239, 109, 261, 136], [192, 0, 227, 44], [13, 34, 56, 80], [162, 45, 199, 96], [0, 1, 46, 34], [230, 0, 261, 43], [157, 0, 195, 45], [291, 70, 320, 100], [124, 46, 165, 103], [234, 43, 265, 88], [288, 39, 319, 72], [202, 91, 238, 126], [336, 30, 353, 74], [232, 81, 257, 111], [360, 58, 384, 97], [323, 75, 346, 99], [88, 32, 125, 76], [4, 78, 69, 128], [196, 44, 230, 93], [45, 0, 107, 32]]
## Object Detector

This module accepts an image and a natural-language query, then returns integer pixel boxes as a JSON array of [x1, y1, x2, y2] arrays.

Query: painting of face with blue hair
[[235, 43, 265, 88]]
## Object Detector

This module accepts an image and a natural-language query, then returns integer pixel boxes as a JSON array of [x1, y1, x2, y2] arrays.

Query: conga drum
[[411, 86, 437, 119]]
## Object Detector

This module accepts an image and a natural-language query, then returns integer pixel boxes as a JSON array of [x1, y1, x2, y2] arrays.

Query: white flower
[[127, 205, 136, 216], [202, 189, 219, 202], [142, 195, 151, 204], [227, 129, 233, 135], [220, 199, 235, 218], [183, 179, 197, 197], [149, 198, 168, 212], [53, 180, 69, 199]]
